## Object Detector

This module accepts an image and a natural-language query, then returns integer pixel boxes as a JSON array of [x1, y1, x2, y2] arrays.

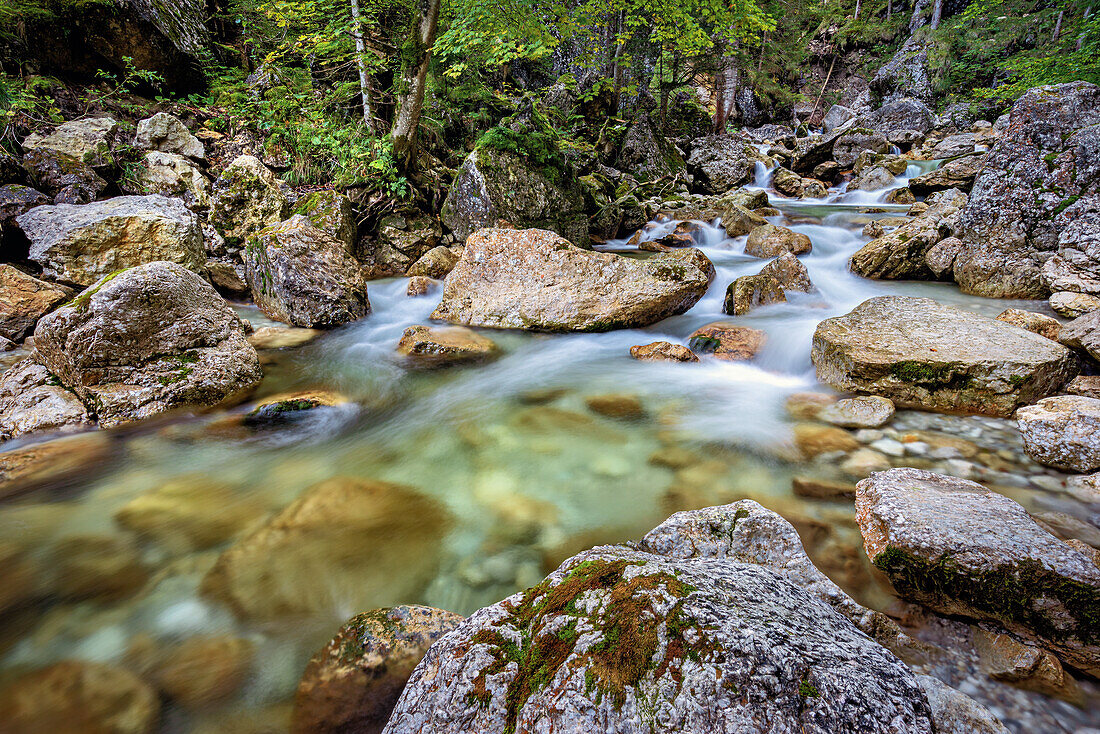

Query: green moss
[[467, 558, 715, 732], [889, 361, 970, 388], [799, 677, 820, 698], [1053, 195, 1081, 216], [872, 545, 1099, 646], [155, 350, 200, 385], [62, 268, 127, 311], [475, 108, 567, 185]]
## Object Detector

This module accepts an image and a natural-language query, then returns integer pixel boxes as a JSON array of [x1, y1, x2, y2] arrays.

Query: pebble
[[854, 429, 884, 443], [1030, 475, 1068, 493], [869, 438, 906, 457], [940, 459, 977, 479], [929, 447, 963, 460], [903, 441, 929, 456], [840, 448, 892, 477]]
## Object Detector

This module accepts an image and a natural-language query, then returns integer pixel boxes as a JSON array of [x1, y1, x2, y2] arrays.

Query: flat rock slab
[[811, 296, 1077, 417], [432, 228, 714, 332], [396, 325, 499, 368], [1017, 395, 1100, 472], [818, 395, 895, 428], [856, 468, 1100, 677]]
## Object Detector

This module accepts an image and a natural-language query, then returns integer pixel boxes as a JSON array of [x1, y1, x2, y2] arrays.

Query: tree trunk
[[714, 53, 738, 133], [1052, 10, 1064, 41], [909, 0, 930, 32], [1080, 7, 1093, 50], [930, 0, 943, 29], [349, 0, 373, 126], [854, 0, 862, 21], [390, 0, 441, 168], [886, 0, 892, 22], [611, 10, 625, 114]]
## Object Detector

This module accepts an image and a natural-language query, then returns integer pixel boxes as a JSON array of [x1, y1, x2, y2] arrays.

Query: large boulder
[[22, 117, 120, 166], [0, 265, 72, 341], [744, 223, 811, 258], [209, 155, 290, 248], [849, 189, 968, 280], [16, 195, 203, 286], [863, 97, 935, 136], [134, 112, 204, 159], [382, 501, 937, 734], [293, 606, 466, 734], [811, 296, 1077, 417], [1059, 309, 1100, 360], [18, 0, 212, 92], [1016, 395, 1100, 472], [201, 477, 451, 622], [686, 135, 763, 193], [33, 261, 262, 428], [615, 112, 687, 184], [0, 359, 90, 441], [441, 146, 586, 245], [856, 468, 1100, 677], [244, 215, 370, 328], [431, 228, 713, 332], [952, 82, 1100, 298]]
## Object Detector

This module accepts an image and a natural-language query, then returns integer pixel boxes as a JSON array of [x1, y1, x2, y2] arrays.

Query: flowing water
[[1, 161, 1098, 732]]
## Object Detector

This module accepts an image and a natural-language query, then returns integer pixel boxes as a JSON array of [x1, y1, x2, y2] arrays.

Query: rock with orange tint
[[201, 477, 451, 622], [629, 341, 698, 363], [154, 636, 254, 709], [293, 605, 464, 734]]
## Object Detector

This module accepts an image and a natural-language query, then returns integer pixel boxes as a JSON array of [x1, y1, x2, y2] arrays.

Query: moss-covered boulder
[[849, 189, 968, 280], [441, 144, 586, 244], [293, 190, 356, 249], [22, 117, 121, 167], [209, 155, 289, 248], [17, 195, 204, 286], [130, 151, 210, 208], [811, 296, 1078, 417], [244, 215, 369, 328], [381, 501, 937, 734], [431, 228, 713, 332], [293, 606, 465, 734], [32, 261, 262, 428], [615, 111, 687, 184], [856, 468, 1100, 677]]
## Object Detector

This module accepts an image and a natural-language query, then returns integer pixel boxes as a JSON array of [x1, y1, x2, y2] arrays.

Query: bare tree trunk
[[886, 0, 892, 22], [930, 0, 943, 29], [391, 0, 441, 168], [611, 10, 625, 114], [854, 0, 862, 21], [1080, 7, 1093, 50], [349, 0, 372, 126], [1052, 9, 1065, 41], [909, 0, 930, 32], [714, 53, 738, 133]]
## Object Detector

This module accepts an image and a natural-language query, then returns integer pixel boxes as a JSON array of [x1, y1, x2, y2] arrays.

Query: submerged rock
[[818, 396, 895, 428], [856, 468, 1100, 676], [17, 195, 204, 286], [154, 635, 254, 710], [33, 261, 263, 428], [382, 500, 937, 734], [0, 265, 72, 341], [724, 251, 814, 315], [0, 660, 159, 734], [811, 296, 1077, 417], [293, 606, 465, 734], [396, 325, 500, 368], [1017, 395, 1100, 472], [431, 228, 713, 332], [0, 432, 111, 501], [244, 215, 370, 328], [201, 476, 451, 622], [629, 341, 699, 363]]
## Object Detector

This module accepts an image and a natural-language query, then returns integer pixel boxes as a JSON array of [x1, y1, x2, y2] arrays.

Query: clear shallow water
[[1, 162, 1097, 732]]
